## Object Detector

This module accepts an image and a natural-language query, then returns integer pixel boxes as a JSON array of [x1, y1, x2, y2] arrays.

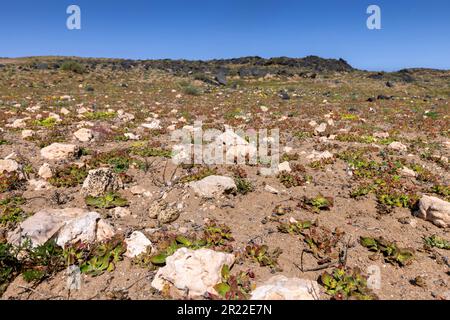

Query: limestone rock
[[188, 175, 236, 198], [40, 143, 79, 160], [251, 275, 320, 300], [74, 128, 94, 142], [414, 195, 450, 228], [151, 248, 235, 298], [81, 168, 123, 197], [124, 231, 152, 258]]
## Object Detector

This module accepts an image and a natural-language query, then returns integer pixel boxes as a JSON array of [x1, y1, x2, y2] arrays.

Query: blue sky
[[1, 0, 449, 71]]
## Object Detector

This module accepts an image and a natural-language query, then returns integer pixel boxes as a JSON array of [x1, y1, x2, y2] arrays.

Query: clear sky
[[1, 0, 449, 71]]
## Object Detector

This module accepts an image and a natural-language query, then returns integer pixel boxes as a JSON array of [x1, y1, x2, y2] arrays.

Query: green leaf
[[214, 282, 231, 297], [150, 253, 167, 265]]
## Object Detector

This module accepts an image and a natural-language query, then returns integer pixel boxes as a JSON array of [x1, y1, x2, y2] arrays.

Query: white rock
[[314, 123, 327, 135], [141, 119, 161, 130], [56, 212, 101, 247], [260, 106, 268, 112], [265, 185, 280, 194], [95, 219, 115, 242], [21, 129, 34, 139], [278, 161, 291, 172], [400, 167, 417, 178], [9, 118, 29, 129], [251, 275, 320, 300], [38, 163, 53, 179], [74, 128, 94, 142], [7, 208, 86, 247], [388, 141, 408, 152], [0, 159, 20, 173], [40, 143, 79, 160], [111, 207, 132, 218], [307, 150, 334, 162], [60, 107, 70, 115], [414, 195, 450, 228], [151, 248, 235, 298], [124, 132, 140, 140], [130, 185, 147, 195], [188, 175, 236, 198], [125, 231, 152, 258], [308, 120, 317, 127], [29, 179, 51, 191], [81, 168, 123, 197], [374, 132, 389, 139]]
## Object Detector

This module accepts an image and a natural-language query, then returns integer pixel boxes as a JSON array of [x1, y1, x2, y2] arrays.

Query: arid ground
[[0, 56, 449, 300]]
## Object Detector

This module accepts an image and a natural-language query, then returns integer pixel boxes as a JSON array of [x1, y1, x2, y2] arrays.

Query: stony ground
[[0, 57, 449, 300]]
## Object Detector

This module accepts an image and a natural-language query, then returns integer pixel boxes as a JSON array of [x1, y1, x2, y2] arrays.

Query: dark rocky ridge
[[12, 55, 354, 77]]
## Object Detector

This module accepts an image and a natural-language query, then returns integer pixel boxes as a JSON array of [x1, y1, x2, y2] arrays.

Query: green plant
[[0, 172, 22, 193], [430, 185, 450, 201], [360, 237, 414, 266], [48, 164, 88, 187], [85, 192, 128, 209], [149, 221, 234, 266], [131, 144, 172, 158], [60, 61, 85, 74], [423, 235, 450, 250], [79, 237, 125, 276], [0, 243, 21, 294], [84, 111, 116, 120], [21, 240, 65, 283], [0, 196, 26, 226], [34, 117, 57, 128], [319, 267, 378, 300], [212, 265, 254, 300], [303, 226, 344, 262], [278, 172, 305, 188], [299, 195, 334, 213], [234, 177, 254, 195], [244, 244, 282, 272], [180, 167, 216, 183], [277, 220, 312, 235]]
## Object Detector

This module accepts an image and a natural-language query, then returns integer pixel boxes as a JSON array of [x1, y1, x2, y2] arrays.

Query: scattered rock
[[29, 179, 51, 191], [307, 150, 333, 161], [151, 248, 235, 298], [388, 141, 407, 152], [314, 123, 327, 135], [74, 128, 94, 142], [7, 208, 112, 247], [21, 129, 34, 139], [111, 207, 132, 218], [188, 175, 236, 198], [141, 119, 161, 130], [414, 195, 450, 228], [278, 161, 291, 172], [400, 167, 417, 178], [251, 275, 320, 300], [0, 159, 20, 173], [124, 231, 152, 258], [265, 185, 280, 194], [38, 163, 53, 179], [40, 143, 79, 160], [81, 168, 123, 197], [148, 201, 180, 224]]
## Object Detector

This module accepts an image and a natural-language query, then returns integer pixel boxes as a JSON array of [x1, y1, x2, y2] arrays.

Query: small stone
[[388, 141, 408, 152], [74, 128, 94, 142], [21, 129, 34, 139], [38, 163, 53, 179], [251, 275, 320, 300], [125, 231, 152, 258], [110, 207, 132, 218], [81, 168, 123, 197], [40, 143, 79, 160]]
